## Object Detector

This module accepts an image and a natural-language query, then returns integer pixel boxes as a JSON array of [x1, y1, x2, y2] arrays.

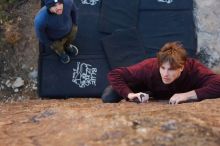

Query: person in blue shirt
[[35, 0, 78, 64]]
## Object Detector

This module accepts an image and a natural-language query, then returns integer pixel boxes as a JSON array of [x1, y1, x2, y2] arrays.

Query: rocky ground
[[0, 0, 39, 102], [0, 98, 220, 146]]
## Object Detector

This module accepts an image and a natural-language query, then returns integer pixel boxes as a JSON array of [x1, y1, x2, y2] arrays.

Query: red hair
[[157, 41, 187, 69]]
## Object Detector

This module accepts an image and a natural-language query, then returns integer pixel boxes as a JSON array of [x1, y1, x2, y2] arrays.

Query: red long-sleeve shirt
[[108, 58, 220, 100]]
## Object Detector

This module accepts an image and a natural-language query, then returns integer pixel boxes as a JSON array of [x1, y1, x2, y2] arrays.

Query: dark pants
[[50, 25, 78, 55], [101, 85, 124, 103]]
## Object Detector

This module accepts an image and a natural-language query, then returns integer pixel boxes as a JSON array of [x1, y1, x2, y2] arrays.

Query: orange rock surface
[[0, 98, 219, 146]]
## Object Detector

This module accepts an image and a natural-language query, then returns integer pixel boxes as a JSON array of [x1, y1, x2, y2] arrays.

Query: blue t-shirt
[[34, 0, 77, 46]]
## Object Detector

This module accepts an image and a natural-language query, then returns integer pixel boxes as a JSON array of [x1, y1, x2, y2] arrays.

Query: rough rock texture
[[0, 98, 220, 146], [195, 0, 220, 70]]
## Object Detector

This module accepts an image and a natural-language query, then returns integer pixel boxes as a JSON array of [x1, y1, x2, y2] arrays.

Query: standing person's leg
[[64, 25, 78, 55], [50, 40, 70, 64], [102, 85, 124, 103]]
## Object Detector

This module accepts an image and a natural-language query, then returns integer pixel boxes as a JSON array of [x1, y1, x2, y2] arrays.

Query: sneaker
[[66, 44, 78, 56], [59, 53, 70, 64]]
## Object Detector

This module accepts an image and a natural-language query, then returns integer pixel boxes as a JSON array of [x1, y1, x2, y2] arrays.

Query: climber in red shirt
[[102, 41, 220, 104]]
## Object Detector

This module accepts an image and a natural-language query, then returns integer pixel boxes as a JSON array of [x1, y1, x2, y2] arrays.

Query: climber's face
[[49, 3, 63, 15]]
